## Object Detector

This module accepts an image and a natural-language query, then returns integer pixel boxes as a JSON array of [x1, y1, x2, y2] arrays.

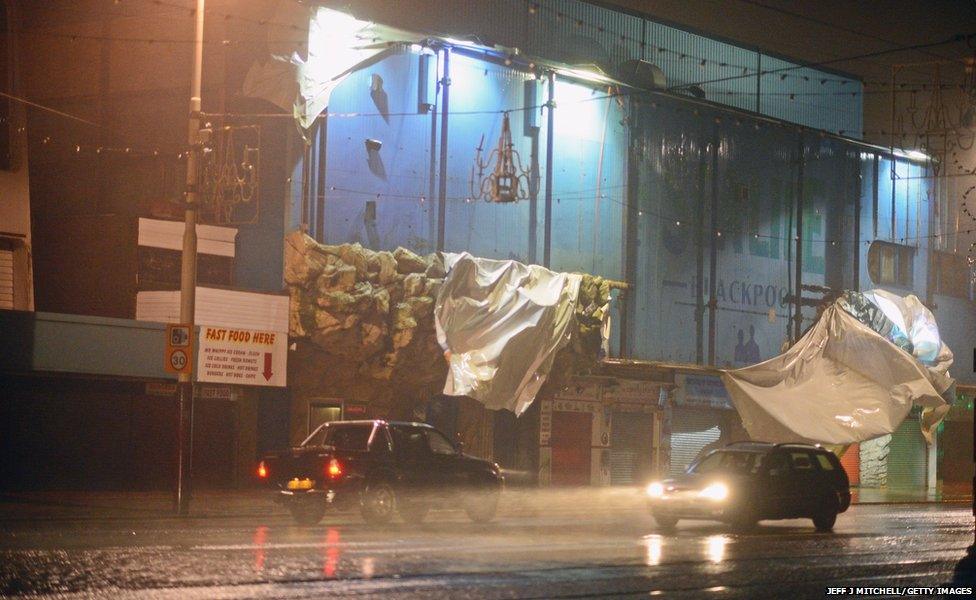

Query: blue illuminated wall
[[291, 44, 970, 382], [310, 48, 626, 281], [318, 49, 436, 253]]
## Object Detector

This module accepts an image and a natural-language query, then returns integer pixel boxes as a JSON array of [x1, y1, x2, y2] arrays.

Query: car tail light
[[326, 458, 343, 480], [257, 461, 268, 479]]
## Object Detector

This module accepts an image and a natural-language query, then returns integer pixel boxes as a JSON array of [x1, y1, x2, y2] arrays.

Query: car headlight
[[698, 482, 729, 501], [646, 482, 665, 498]]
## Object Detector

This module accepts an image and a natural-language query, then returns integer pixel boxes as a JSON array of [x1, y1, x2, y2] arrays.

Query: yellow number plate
[[287, 478, 315, 490]]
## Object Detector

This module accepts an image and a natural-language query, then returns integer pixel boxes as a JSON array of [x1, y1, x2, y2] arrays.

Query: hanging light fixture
[[470, 112, 535, 203]]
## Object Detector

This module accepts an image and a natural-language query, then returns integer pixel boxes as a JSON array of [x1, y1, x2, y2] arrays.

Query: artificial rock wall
[[283, 231, 611, 445]]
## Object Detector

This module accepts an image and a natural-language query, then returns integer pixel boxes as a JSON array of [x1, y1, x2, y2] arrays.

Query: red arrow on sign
[[263, 352, 273, 381]]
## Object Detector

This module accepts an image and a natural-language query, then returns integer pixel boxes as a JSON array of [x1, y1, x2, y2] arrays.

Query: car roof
[[722, 441, 825, 452], [322, 420, 433, 429]]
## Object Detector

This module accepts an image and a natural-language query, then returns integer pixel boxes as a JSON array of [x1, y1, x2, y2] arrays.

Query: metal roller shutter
[[610, 411, 653, 485], [669, 408, 721, 475], [0, 248, 13, 309], [887, 419, 926, 489]]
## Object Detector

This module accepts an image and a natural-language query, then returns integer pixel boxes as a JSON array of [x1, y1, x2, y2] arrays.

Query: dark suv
[[646, 442, 851, 531]]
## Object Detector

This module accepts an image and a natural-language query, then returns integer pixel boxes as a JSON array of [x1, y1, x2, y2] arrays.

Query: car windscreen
[[689, 450, 764, 475], [303, 424, 373, 451]]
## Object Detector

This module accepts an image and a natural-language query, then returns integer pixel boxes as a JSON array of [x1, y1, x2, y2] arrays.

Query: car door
[[424, 427, 465, 494], [760, 451, 794, 519], [786, 451, 820, 517], [392, 425, 435, 498]]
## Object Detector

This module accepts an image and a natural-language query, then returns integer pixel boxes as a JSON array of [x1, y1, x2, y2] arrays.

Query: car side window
[[814, 453, 835, 471], [370, 427, 393, 455], [764, 452, 788, 475], [393, 427, 429, 459], [789, 452, 815, 471], [427, 429, 457, 455]]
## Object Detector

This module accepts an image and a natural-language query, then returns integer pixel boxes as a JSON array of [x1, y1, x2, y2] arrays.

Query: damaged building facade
[[6, 0, 973, 493], [275, 1, 975, 490]]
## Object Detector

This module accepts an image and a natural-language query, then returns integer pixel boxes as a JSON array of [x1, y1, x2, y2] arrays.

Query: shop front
[[667, 374, 740, 475], [538, 377, 668, 487]]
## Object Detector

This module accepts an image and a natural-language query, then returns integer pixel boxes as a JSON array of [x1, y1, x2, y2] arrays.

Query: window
[[303, 423, 372, 451], [371, 428, 393, 454], [427, 429, 456, 455], [933, 251, 970, 299], [789, 452, 814, 471], [765, 452, 788, 474], [307, 402, 342, 435], [690, 451, 724, 474], [690, 451, 763, 475], [815, 453, 835, 471], [868, 241, 913, 287], [392, 427, 429, 459]]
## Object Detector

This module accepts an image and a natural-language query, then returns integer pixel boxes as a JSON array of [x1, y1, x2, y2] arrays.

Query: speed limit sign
[[165, 324, 193, 375], [169, 349, 188, 371]]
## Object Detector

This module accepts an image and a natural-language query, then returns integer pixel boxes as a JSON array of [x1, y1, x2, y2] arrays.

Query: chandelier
[[469, 112, 535, 203]]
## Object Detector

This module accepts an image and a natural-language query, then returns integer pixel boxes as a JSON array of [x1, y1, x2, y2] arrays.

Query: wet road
[[1, 495, 974, 599]]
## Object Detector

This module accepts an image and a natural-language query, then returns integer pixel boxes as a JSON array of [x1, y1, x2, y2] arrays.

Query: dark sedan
[[258, 420, 504, 525]]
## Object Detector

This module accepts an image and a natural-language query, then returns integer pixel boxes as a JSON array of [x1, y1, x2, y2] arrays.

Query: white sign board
[[197, 325, 287, 387]]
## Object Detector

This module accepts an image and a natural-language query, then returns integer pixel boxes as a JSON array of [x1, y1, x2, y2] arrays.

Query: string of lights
[[14, 77, 973, 174], [960, 185, 976, 270], [732, 0, 967, 66], [671, 32, 976, 93], [27, 0, 967, 92], [18, 110, 968, 248], [316, 182, 968, 248], [16, 28, 305, 47], [523, 0, 972, 90]]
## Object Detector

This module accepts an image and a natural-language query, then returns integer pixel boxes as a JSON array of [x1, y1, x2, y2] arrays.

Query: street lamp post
[[176, 0, 205, 516]]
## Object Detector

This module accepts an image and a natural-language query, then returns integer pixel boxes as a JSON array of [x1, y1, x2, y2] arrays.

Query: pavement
[[1, 495, 975, 598], [0, 484, 970, 522]]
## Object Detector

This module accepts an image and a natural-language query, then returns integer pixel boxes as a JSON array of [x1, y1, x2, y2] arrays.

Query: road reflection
[[323, 527, 340, 577], [642, 534, 663, 566], [706, 534, 728, 563], [361, 556, 375, 578], [252, 525, 268, 572]]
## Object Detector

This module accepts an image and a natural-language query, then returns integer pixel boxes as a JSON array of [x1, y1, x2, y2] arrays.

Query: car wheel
[[398, 500, 430, 524], [813, 494, 839, 532], [728, 507, 757, 532], [652, 513, 679, 530], [464, 487, 500, 523], [361, 482, 397, 525], [289, 503, 325, 526]]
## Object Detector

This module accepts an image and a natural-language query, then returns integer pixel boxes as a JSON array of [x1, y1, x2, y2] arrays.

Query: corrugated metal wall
[[305, 45, 928, 367]]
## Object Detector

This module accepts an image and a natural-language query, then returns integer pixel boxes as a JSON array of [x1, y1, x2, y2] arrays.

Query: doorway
[[308, 401, 342, 435], [550, 411, 592, 486]]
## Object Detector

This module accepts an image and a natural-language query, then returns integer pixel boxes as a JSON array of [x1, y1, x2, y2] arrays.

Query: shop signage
[[674, 374, 733, 409], [345, 404, 368, 418], [603, 380, 663, 406], [197, 325, 287, 387]]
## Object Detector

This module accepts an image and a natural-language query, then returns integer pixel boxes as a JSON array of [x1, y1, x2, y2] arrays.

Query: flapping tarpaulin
[[434, 253, 582, 416], [243, 5, 421, 129], [722, 291, 953, 445]]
